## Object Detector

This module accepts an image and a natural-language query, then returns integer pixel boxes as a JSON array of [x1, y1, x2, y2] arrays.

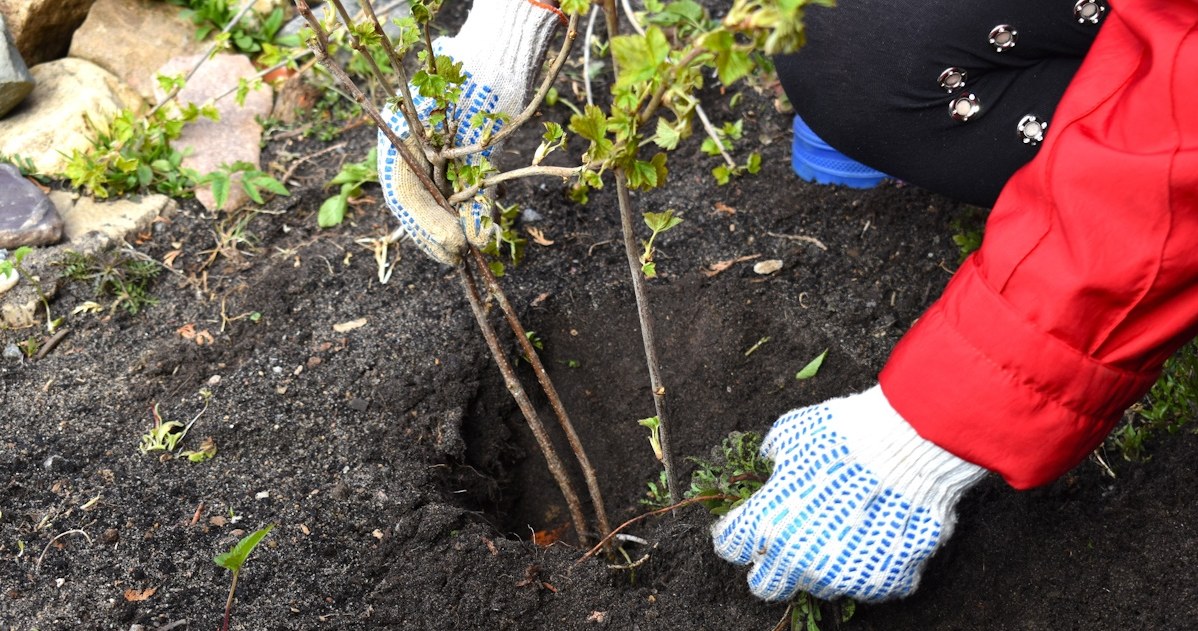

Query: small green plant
[[214, 524, 275, 631], [480, 203, 527, 277], [685, 431, 773, 516], [60, 250, 162, 315], [1111, 338, 1198, 461], [63, 105, 218, 199], [197, 161, 290, 211], [139, 404, 185, 454], [0, 246, 62, 332], [949, 207, 987, 262], [639, 210, 683, 278], [0, 153, 48, 182], [138, 391, 213, 456], [786, 592, 855, 631], [170, 0, 299, 58], [319, 148, 378, 227]]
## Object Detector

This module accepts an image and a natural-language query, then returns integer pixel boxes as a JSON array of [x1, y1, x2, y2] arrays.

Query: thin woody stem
[[149, 0, 256, 117], [615, 174, 681, 504], [440, 12, 579, 161], [329, 0, 397, 100], [357, 0, 428, 144], [296, 0, 449, 210], [295, 0, 605, 542], [468, 246, 613, 540], [575, 495, 733, 565], [460, 266, 591, 545], [447, 165, 584, 205], [604, 0, 680, 503]]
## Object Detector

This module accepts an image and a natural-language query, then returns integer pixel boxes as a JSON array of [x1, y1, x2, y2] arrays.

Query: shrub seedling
[[214, 524, 274, 631]]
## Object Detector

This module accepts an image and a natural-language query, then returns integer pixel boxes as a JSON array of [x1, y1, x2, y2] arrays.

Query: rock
[[0, 13, 33, 118], [2, 342, 19, 359], [0, 0, 97, 66], [43, 454, 76, 472], [58, 194, 176, 243], [0, 58, 141, 176], [0, 163, 62, 248], [154, 53, 273, 212], [69, 0, 206, 101], [753, 259, 784, 275]]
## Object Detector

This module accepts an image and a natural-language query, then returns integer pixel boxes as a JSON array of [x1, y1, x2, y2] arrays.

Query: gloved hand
[[712, 385, 987, 602], [377, 0, 562, 265]]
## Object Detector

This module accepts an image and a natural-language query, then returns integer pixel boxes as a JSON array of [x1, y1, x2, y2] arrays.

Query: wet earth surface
[[3, 3, 1198, 630]]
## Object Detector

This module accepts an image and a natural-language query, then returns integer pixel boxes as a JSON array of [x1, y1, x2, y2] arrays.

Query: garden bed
[[3, 5, 1198, 628]]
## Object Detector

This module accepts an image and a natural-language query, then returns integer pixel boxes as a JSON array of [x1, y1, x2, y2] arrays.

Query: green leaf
[[568, 104, 608, 143], [559, 0, 591, 14], [610, 26, 670, 87], [746, 152, 762, 174], [653, 118, 682, 150], [643, 210, 682, 233], [208, 172, 231, 209], [796, 349, 829, 381], [319, 193, 349, 228], [711, 165, 731, 185], [641, 261, 657, 278], [214, 524, 274, 573]]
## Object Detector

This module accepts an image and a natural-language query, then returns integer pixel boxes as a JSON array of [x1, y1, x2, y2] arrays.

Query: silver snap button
[[1074, 0, 1105, 24], [949, 93, 981, 122], [938, 67, 968, 92], [1017, 114, 1046, 144], [988, 25, 1018, 52]]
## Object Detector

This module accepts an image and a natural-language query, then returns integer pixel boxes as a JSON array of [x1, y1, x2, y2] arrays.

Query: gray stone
[[2, 342, 19, 360], [0, 0, 97, 66], [0, 58, 142, 176], [0, 163, 61, 248], [68, 0, 206, 101], [0, 13, 33, 118], [58, 194, 176, 243], [154, 53, 273, 211]]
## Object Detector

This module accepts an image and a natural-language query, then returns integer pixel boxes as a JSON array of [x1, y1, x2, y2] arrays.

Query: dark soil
[[4, 5, 1198, 630]]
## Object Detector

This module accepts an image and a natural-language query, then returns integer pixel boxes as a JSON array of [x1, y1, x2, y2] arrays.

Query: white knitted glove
[[712, 385, 987, 602], [377, 0, 561, 265]]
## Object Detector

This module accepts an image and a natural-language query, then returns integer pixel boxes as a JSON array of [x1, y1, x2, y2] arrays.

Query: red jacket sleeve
[[879, 0, 1198, 489]]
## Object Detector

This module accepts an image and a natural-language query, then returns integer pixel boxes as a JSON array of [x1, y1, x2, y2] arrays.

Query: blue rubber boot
[[791, 113, 888, 188]]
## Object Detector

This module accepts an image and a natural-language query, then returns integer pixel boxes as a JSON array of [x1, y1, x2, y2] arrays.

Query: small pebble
[[753, 259, 784, 275], [102, 528, 120, 544], [3, 343, 21, 360], [207, 375, 221, 386]]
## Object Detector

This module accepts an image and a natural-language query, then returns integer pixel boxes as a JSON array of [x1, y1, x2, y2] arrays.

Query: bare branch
[[469, 246, 613, 540], [615, 172, 681, 504], [447, 165, 584, 205], [459, 265, 591, 545], [440, 12, 580, 161]]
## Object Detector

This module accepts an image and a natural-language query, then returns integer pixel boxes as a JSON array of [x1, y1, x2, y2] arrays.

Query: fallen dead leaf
[[532, 523, 570, 548], [123, 587, 157, 602], [332, 318, 367, 333], [530, 292, 551, 307], [527, 226, 554, 246], [701, 254, 761, 278], [713, 201, 736, 215], [163, 250, 183, 268]]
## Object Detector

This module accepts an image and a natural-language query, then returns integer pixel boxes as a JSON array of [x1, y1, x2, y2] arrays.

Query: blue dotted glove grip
[[712, 397, 968, 603]]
